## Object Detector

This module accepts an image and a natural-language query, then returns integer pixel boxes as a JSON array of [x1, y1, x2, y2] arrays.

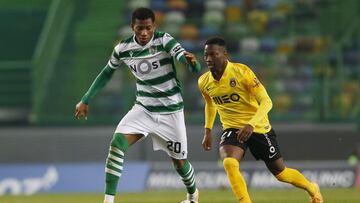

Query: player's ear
[[151, 21, 156, 30], [130, 23, 135, 31], [223, 49, 228, 57]]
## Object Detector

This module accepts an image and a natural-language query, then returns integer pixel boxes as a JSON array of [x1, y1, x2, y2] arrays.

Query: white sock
[[104, 194, 115, 203]]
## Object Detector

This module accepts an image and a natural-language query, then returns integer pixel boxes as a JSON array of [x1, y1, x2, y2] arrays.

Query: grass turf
[[0, 188, 359, 203]]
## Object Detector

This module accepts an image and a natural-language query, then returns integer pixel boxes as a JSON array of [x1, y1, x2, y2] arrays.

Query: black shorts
[[220, 128, 282, 161]]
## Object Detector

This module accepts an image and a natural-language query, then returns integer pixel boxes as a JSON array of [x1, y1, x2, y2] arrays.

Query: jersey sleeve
[[163, 33, 185, 61], [107, 43, 123, 69], [198, 76, 217, 129], [81, 65, 115, 104], [243, 66, 273, 128], [243, 67, 263, 96]]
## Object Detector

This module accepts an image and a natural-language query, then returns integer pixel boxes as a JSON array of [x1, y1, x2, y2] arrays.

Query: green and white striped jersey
[[108, 30, 185, 113]]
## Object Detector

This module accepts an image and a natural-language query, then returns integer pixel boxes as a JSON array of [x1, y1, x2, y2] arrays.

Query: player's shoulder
[[154, 30, 166, 39], [118, 35, 134, 45], [113, 35, 134, 52], [230, 61, 251, 71], [198, 71, 211, 88], [229, 61, 254, 76]]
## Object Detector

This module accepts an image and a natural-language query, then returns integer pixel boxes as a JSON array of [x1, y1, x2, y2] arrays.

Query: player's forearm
[[248, 90, 272, 127], [204, 105, 217, 129], [81, 65, 115, 104], [179, 55, 201, 73]]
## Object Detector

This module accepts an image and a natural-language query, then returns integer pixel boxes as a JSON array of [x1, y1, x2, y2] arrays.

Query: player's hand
[[75, 101, 88, 120], [202, 128, 212, 151], [236, 124, 254, 143], [183, 51, 197, 66]]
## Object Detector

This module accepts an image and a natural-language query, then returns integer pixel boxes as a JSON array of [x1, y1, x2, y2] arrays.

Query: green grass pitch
[[1, 188, 359, 203]]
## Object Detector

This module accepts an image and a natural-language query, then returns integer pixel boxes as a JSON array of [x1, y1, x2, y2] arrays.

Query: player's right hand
[[236, 124, 253, 143], [75, 101, 88, 120], [202, 128, 212, 151], [183, 51, 197, 66]]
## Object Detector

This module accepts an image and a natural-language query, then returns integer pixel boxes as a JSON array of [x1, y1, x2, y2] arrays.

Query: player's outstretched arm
[[198, 81, 216, 151], [74, 64, 115, 120], [179, 51, 201, 73], [247, 87, 272, 128]]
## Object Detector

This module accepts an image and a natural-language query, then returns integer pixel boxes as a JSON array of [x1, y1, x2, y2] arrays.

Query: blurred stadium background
[[0, 0, 359, 202]]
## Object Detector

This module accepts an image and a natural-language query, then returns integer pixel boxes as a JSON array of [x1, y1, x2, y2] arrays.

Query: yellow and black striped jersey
[[198, 61, 272, 134]]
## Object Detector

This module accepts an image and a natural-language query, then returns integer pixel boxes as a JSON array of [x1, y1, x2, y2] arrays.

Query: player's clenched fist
[[75, 101, 88, 120]]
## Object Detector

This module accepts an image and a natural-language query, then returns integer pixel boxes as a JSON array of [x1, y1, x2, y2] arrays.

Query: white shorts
[[115, 104, 188, 159]]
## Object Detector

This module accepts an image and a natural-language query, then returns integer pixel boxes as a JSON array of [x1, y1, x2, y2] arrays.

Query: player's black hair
[[205, 36, 227, 48], [132, 7, 155, 23]]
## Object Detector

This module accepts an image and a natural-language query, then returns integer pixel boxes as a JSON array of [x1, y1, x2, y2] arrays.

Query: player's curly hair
[[132, 7, 155, 23], [205, 36, 226, 48]]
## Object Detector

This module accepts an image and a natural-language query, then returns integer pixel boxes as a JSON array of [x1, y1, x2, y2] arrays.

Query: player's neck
[[134, 35, 153, 46], [212, 61, 227, 81]]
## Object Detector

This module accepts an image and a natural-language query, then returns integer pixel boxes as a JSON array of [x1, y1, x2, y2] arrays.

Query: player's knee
[[110, 133, 129, 152], [223, 157, 239, 171], [172, 158, 186, 169]]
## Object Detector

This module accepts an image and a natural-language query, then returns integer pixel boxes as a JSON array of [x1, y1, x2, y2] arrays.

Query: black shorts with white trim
[[219, 128, 282, 161]]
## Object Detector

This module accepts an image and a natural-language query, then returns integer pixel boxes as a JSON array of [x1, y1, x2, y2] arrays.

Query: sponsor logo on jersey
[[212, 93, 240, 104], [129, 59, 160, 74]]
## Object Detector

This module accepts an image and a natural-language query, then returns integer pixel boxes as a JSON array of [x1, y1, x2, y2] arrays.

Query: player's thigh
[[151, 110, 188, 159], [219, 128, 247, 161], [247, 128, 282, 162], [115, 104, 154, 138]]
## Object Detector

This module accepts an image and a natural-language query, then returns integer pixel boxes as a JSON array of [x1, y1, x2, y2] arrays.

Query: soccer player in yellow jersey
[[198, 37, 324, 203]]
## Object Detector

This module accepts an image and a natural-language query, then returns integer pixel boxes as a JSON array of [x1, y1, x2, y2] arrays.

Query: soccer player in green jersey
[[75, 7, 200, 203]]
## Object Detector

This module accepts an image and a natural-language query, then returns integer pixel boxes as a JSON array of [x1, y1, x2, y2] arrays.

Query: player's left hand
[[75, 101, 88, 120], [236, 124, 254, 143], [202, 128, 212, 151], [183, 51, 197, 66]]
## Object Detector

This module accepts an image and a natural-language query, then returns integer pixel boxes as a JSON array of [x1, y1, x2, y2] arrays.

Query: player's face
[[204, 44, 227, 71], [132, 18, 155, 46]]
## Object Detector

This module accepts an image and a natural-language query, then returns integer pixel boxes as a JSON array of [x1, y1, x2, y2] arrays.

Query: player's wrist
[[81, 96, 90, 105], [247, 122, 255, 129], [191, 61, 201, 73], [204, 127, 212, 134]]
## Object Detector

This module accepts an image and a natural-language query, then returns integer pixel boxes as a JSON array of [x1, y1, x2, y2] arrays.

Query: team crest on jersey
[[149, 46, 157, 55], [229, 78, 236, 87]]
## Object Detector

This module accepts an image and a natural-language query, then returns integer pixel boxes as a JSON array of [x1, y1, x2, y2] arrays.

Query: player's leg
[[171, 158, 199, 202], [266, 158, 323, 203], [104, 104, 153, 203], [151, 110, 198, 202], [104, 133, 143, 203], [251, 129, 323, 203], [219, 129, 251, 203]]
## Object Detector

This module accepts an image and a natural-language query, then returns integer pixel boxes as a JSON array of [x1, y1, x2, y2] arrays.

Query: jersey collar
[[133, 33, 155, 48]]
